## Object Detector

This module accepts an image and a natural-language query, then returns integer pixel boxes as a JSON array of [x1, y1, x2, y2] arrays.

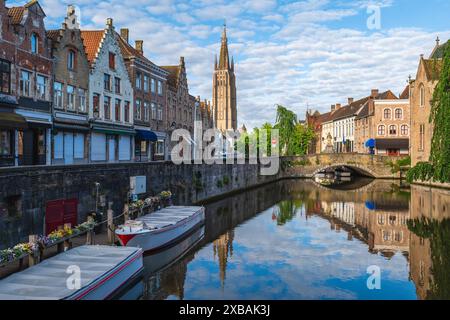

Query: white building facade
[[82, 19, 134, 163]]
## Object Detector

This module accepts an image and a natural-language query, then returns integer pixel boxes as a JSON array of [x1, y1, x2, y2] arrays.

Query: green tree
[[290, 124, 316, 156], [408, 41, 450, 183], [274, 105, 297, 155], [260, 122, 273, 156], [429, 40, 450, 182]]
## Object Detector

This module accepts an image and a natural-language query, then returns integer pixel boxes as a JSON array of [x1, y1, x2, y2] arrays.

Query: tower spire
[[218, 22, 230, 69]]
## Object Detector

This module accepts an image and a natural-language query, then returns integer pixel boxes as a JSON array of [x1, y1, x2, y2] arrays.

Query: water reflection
[[122, 179, 450, 300]]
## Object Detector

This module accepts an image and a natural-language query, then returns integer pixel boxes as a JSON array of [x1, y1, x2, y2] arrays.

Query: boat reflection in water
[[116, 179, 450, 300], [116, 225, 205, 300]]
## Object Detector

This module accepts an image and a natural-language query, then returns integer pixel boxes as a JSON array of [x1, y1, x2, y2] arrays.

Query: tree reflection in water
[[408, 217, 450, 300]]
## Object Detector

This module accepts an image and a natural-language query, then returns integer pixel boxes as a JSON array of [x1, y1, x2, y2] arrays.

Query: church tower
[[213, 24, 237, 131]]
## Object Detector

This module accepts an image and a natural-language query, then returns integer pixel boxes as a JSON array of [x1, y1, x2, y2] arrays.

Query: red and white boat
[[115, 206, 205, 252]]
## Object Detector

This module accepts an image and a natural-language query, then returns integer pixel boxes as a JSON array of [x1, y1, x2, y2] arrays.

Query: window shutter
[[74, 134, 85, 159], [119, 136, 131, 161], [54, 132, 64, 159]]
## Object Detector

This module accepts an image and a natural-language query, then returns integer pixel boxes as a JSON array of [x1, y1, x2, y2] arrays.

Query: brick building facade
[[47, 5, 90, 165], [117, 29, 169, 161], [0, 0, 53, 167], [410, 39, 446, 166]]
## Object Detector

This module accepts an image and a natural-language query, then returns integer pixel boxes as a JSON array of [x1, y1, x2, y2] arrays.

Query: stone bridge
[[282, 153, 405, 179]]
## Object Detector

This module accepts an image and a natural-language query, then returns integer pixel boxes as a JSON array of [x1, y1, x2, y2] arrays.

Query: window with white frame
[[157, 104, 163, 121], [144, 75, 149, 92], [383, 108, 391, 119], [395, 108, 403, 119], [151, 103, 156, 119], [20, 70, 31, 97], [78, 88, 86, 112], [67, 85, 75, 110], [151, 78, 155, 93], [389, 125, 397, 136], [401, 125, 408, 136], [54, 82, 63, 108], [36, 75, 47, 100], [136, 73, 142, 89], [135, 99, 141, 120], [157, 80, 162, 95], [378, 125, 385, 136], [420, 85, 425, 107], [144, 102, 149, 121]]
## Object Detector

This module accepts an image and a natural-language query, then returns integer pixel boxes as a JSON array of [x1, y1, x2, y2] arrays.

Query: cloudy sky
[[9, 0, 450, 130]]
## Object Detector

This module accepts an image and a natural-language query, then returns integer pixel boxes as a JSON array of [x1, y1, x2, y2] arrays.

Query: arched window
[[401, 125, 409, 136], [31, 33, 38, 54], [377, 125, 385, 136], [383, 108, 391, 119], [395, 108, 402, 119], [420, 85, 425, 107], [389, 125, 397, 135]]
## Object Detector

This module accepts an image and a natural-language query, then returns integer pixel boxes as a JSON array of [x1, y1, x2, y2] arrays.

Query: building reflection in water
[[213, 231, 234, 288], [136, 179, 450, 300]]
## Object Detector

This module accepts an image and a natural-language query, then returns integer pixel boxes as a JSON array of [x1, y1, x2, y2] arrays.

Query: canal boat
[[115, 206, 205, 252], [143, 225, 205, 274], [0, 245, 143, 300]]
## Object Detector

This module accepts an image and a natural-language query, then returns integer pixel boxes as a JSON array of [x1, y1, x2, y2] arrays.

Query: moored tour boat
[[115, 206, 205, 252]]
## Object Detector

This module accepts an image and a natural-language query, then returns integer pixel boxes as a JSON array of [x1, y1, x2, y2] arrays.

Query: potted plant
[[159, 191, 173, 207]]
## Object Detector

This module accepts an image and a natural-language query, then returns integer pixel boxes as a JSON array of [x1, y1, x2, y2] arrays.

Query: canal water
[[122, 179, 450, 300]]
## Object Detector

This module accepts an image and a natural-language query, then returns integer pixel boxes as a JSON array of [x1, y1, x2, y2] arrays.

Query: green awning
[[0, 112, 28, 129], [92, 126, 135, 136]]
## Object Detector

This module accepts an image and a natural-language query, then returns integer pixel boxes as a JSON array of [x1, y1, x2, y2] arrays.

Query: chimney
[[348, 97, 354, 105], [106, 18, 113, 28], [335, 103, 341, 110], [120, 28, 129, 43], [371, 89, 379, 98], [331, 104, 336, 112], [135, 40, 143, 54], [368, 99, 375, 115]]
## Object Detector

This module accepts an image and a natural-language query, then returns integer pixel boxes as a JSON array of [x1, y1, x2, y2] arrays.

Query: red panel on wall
[[45, 199, 78, 235]]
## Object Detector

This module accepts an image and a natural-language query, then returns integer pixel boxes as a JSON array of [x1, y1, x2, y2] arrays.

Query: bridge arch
[[312, 163, 377, 178]]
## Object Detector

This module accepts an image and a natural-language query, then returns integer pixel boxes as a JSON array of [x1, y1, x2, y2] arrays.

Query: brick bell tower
[[213, 23, 237, 131]]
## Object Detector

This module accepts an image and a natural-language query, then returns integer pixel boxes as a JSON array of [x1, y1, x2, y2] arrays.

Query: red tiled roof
[[46, 29, 61, 41], [80, 30, 105, 66], [8, 7, 25, 24], [399, 85, 409, 99]]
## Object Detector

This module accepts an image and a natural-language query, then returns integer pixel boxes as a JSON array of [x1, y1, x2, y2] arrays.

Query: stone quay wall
[[0, 160, 281, 248]]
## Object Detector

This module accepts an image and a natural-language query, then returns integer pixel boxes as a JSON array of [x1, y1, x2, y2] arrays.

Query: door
[[64, 132, 74, 164], [108, 136, 116, 162], [45, 199, 78, 235]]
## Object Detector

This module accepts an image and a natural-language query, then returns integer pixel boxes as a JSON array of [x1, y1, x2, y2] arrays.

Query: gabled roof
[[355, 90, 399, 120], [430, 40, 449, 59], [80, 30, 105, 66], [161, 65, 181, 89], [8, 0, 46, 25]]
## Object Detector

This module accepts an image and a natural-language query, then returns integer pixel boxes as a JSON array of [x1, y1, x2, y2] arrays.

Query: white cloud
[[11, 0, 450, 131]]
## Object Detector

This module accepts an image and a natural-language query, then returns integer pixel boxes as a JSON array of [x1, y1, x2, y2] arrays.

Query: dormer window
[[31, 33, 39, 54]]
